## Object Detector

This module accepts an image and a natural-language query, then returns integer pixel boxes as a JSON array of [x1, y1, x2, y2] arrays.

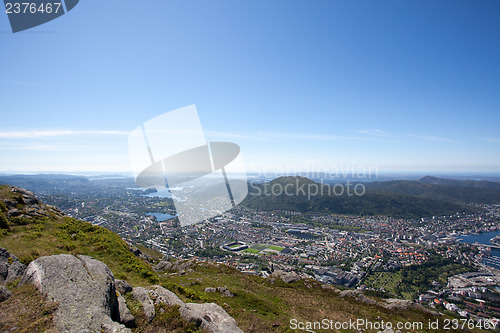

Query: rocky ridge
[[2, 186, 63, 219], [0, 248, 245, 333]]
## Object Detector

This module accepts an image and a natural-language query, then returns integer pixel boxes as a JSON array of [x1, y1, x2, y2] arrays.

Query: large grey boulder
[[147, 285, 216, 332], [217, 286, 234, 297], [272, 269, 300, 283], [128, 284, 245, 332], [145, 285, 209, 330], [21, 254, 130, 333], [381, 298, 438, 315], [155, 260, 172, 271], [148, 285, 184, 307], [186, 302, 244, 333], [0, 247, 26, 284], [339, 289, 377, 306], [144, 285, 245, 333]]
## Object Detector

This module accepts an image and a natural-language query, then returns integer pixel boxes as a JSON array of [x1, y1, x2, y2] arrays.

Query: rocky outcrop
[[0, 247, 26, 284], [186, 302, 244, 333], [2, 186, 63, 219], [115, 279, 133, 294], [131, 287, 156, 322], [1, 249, 244, 332], [10, 187, 40, 206], [148, 285, 185, 307], [131, 285, 244, 333], [204, 286, 234, 297], [321, 284, 340, 292], [217, 286, 234, 297], [155, 260, 172, 271], [271, 269, 301, 283], [20, 254, 131, 333], [155, 258, 195, 273], [339, 289, 378, 306], [381, 298, 438, 315], [339, 289, 438, 315], [147, 285, 212, 330], [0, 285, 12, 302]]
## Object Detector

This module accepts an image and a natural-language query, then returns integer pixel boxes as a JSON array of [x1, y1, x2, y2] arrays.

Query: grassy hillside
[[158, 262, 442, 332], [0, 185, 158, 287], [243, 177, 475, 219]]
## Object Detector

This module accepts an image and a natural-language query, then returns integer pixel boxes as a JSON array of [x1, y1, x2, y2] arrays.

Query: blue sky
[[0, 0, 499, 174]]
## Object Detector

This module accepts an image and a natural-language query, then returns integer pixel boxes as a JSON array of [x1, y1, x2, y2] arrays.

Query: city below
[[1, 172, 499, 325]]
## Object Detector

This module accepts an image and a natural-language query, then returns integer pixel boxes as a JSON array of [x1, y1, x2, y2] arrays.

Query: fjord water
[[146, 212, 177, 222], [459, 230, 500, 269]]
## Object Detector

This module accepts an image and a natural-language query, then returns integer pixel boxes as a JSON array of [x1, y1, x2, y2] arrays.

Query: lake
[[146, 212, 177, 222], [127, 187, 184, 201]]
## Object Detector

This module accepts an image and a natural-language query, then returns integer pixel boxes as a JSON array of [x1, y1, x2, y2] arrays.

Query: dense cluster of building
[[43, 182, 500, 324]]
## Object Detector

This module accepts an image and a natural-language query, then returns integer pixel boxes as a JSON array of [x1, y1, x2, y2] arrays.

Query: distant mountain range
[[417, 175, 500, 189], [364, 176, 500, 204], [242, 176, 500, 219], [2, 173, 500, 219]]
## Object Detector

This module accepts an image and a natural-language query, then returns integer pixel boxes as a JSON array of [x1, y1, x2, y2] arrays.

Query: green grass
[[245, 244, 283, 254], [243, 248, 261, 254], [0, 284, 58, 332], [363, 271, 402, 296], [0, 186, 158, 287], [249, 243, 269, 251], [158, 260, 477, 333], [249, 243, 283, 251]]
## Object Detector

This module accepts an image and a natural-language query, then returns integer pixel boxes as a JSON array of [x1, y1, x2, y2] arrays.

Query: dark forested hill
[[242, 176, 475, 219], [364, 176, 500, 204], [417, 175, 500, 190]]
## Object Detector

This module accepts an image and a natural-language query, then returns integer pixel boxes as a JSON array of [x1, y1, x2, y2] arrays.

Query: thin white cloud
[[406, 133, 458, 143], [206, 130, 362, 141], [256, 131, 350, 141], [357, 129, 391, 137], [205, 131, 253, 139], [0, 130, 128, 139], [0, 142, 74, 151]]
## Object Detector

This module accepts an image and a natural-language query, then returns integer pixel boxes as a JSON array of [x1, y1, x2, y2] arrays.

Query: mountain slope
[[365, 176, 500, 204], [418, 175, 500, 190], [0, 184, 466, 332], [0, 185, 159, 286], [243, 176, 474, 219]]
